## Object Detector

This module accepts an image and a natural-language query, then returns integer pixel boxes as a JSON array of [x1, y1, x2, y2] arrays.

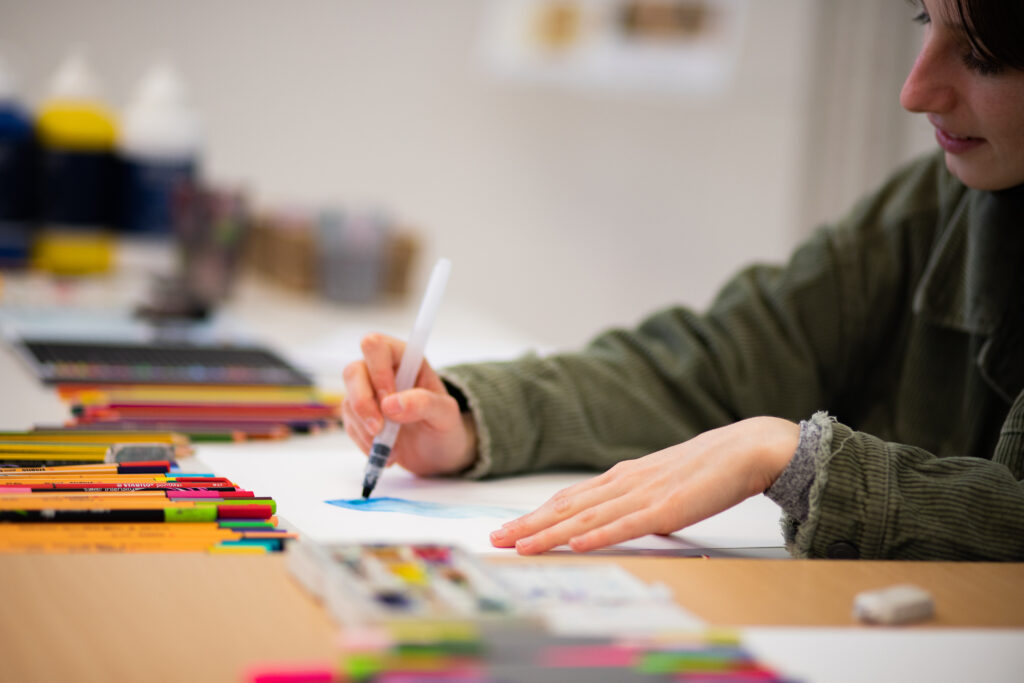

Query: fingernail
[[515, 537, 532, 552], [490, 528, 507, 542], [365, 417, 380, 433]]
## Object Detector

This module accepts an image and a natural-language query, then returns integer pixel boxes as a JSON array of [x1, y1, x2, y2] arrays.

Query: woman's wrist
[[764, 412, 832, 523], [453, 412, 480, 474], [746, 416, 801, 492]]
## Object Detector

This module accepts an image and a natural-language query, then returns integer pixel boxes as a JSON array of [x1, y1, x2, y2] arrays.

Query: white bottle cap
[[120, 61, 202, 160], [47, 50, 102, 101]]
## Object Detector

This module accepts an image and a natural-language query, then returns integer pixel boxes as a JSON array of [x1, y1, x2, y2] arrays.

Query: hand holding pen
[[342, 259, 478, 492]]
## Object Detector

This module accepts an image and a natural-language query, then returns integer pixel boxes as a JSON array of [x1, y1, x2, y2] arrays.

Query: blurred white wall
[[0, 0, 933, 349]]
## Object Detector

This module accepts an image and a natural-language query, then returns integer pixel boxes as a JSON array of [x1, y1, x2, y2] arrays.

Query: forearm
[[441, 345, 713, 478], [441, 286, 840, 479]]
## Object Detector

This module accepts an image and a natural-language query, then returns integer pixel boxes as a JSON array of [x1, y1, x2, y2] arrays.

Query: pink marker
[[243, 664, 336, 683], [166, 490, 254, 499]]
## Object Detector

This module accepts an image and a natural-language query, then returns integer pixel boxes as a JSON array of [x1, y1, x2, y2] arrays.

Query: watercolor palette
[[280, 543, 799, 680], [287, 542, 526, 627]]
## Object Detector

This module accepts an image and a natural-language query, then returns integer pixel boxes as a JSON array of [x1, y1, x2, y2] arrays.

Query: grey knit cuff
[[765, 411, 831, 522]]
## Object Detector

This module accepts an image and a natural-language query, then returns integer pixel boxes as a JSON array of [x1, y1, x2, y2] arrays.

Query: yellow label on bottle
[[32, 229, 115, 275], [37, 103, 118, 151]]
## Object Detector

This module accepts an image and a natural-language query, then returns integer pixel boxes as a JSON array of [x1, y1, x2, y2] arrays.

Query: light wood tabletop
[[2, 553, 1022, 683]]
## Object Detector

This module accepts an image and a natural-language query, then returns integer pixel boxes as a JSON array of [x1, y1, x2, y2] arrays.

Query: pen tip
[[361, 485, 373, 499]]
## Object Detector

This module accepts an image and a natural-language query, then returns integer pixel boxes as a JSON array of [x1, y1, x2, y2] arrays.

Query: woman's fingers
[[489, 418, 801, 556], [493, 479, 678, 555], [346, 336, 449, 431], [490, 472, 630, 548], [341, 399, 373, 453], [342, 333, 480, 479], [360, 333, 405, 398], [415, 359, 448, 395], [342, 360, 383, 434], [487, 435, 716, 554], [567, 508, 664, 553], [511, 493, 645, 555], [382, 387, 461, 431]]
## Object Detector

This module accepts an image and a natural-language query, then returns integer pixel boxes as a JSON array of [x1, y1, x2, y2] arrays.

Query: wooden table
[[2, 553, 1022, 683], [2, 274, 1022, 681]]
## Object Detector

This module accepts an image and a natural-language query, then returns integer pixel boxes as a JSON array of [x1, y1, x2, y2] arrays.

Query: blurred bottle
[[119, 61, 201, 237], [0, 53, 38, 267], [319, 210, 390, 304], [34, 51, 118, 274]]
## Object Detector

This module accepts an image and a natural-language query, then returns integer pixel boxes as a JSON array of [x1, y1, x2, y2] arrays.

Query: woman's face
[[900, 0, 1024, 191]]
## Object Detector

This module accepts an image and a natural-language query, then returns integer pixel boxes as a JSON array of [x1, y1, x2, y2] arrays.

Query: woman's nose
[[900, 37, 958, 114]]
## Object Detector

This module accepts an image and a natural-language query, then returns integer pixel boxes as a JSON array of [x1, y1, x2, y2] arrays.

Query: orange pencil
[[0, 522, 293, 553]]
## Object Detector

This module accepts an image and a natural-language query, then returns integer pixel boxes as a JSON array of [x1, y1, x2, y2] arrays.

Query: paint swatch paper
[[194, 431, 785, 555], [327, 496, 526, 519]]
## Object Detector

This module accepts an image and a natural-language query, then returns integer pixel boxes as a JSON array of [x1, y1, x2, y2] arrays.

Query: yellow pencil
[[0, 430, 192, 458], [0, 443, 110, 456], [1, 430, 187, 445], [68, 386, 339, 405]]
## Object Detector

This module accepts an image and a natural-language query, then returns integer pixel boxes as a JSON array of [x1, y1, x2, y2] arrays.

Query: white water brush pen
[[361, 257, 452, 498]]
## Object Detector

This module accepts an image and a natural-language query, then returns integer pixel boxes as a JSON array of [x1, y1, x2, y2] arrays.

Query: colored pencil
[[0, 462, 173, 475], [1, 429, 186, 444], [76, 403, 339, 421], [7, 429, 191, 452], [65, 386, 339, 404], [50, 420, 291, 441], [0, 522, 295, 553], [0, 496, 274, 513], [0, 443, 110, 456], [55, 383, 328, 398], [0, 505, 273, 522]]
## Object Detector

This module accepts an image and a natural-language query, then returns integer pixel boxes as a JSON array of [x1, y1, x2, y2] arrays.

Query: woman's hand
[[342, 333, 477, 476], [489, 416, 799, 554]]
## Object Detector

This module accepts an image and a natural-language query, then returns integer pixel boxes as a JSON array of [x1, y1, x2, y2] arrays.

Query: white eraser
[[853, 584, 935, 625]]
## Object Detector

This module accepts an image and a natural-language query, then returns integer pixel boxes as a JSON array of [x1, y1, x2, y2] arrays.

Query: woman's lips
[[934, 126, 986, 154]]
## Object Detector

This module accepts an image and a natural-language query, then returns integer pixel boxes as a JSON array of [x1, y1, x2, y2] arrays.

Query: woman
[[341, 0, 1024, 560]]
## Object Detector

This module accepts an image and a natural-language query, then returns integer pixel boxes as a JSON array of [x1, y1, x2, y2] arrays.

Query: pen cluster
[[0, 430, 294, 553]]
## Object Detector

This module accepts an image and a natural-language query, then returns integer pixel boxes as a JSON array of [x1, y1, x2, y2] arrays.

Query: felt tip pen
[[361, 258, 452, 499]]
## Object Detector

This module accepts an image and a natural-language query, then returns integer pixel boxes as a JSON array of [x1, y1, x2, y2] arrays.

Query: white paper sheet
[[192, 431, 786, 555], [743, 628, 1024, 683]]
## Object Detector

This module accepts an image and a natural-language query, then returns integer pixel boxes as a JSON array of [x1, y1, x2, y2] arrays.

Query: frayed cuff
[[765, 414, 828, 522], [777, 410, 835, 557]]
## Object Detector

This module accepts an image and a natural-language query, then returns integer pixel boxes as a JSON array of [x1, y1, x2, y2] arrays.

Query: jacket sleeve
[[442, 249, 838, 479], [442, 208, 858, 479], [443, 153, 1024, 561], [441, 155, 947, 480], [786, 396, 1024, 560]]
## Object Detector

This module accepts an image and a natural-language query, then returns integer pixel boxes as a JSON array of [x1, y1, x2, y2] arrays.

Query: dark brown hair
[[952, 0, 1024, 70]]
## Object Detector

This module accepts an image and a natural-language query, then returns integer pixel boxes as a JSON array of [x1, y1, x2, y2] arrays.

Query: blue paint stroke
[[326, 496, 524, 519]]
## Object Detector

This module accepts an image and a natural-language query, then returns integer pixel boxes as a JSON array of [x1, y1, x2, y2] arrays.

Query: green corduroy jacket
[[443, 151, 1024, 561]]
